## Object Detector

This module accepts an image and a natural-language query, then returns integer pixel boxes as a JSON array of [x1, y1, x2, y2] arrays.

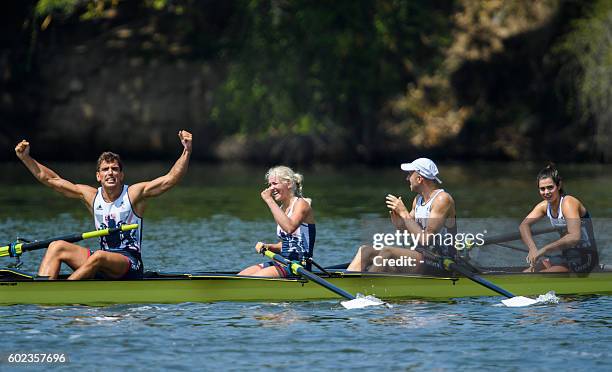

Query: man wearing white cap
[[347, 158, 456, 273]]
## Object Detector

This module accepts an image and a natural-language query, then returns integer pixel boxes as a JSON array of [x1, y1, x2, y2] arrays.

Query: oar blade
[[501, 296, 539, 307], [341, 294, 389, 309], [501, 291, 559, 307], [418, 248, 551, 307]]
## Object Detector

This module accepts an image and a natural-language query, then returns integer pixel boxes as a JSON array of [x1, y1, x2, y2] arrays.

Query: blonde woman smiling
[[239, 166, 316, 277]]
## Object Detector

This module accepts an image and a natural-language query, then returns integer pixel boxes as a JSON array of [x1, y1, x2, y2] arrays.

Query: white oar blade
[[501, 291, 559, 307], [341, 294, 388, 309], [501, 296, 539, 307]]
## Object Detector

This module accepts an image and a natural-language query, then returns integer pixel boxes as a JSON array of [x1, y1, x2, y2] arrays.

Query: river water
[[1, 162, 611, 370]]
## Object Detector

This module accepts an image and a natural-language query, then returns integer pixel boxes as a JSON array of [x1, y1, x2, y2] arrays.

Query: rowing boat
[[2, 267, 611, 305], [6, 224, 607, 306]]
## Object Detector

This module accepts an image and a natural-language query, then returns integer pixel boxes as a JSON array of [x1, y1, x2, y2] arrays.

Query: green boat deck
[[2, 268, 611, 305]]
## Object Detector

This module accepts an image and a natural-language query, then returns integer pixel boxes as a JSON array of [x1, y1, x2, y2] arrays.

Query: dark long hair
[[537, 162, 564, 195]]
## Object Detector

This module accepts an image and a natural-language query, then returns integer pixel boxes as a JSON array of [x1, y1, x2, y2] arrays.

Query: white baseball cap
[[400, 158, 442, 184]]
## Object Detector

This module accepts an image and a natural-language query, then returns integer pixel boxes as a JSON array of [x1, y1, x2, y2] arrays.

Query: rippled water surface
[[3, 297, 611, 370], [1, 163, 611, 370]]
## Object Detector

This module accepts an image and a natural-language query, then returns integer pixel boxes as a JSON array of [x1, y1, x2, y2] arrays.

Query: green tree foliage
[[554, 0, 612, 161], [11, 0, 610, 163], [35, 0, 77, 18], [211, 0, 454, 161]]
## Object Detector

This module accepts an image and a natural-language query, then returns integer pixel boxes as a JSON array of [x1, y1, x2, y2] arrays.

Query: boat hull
[[1, 270, 611, 305]]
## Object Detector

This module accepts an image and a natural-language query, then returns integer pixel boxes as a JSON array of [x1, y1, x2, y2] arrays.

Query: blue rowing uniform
[[93, 185, 144, 279], [261, 197, 316, 277], [546, 195, 598, 273]]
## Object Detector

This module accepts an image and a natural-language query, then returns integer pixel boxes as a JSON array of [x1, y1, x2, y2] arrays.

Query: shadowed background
[[1, 0, 611, 165]]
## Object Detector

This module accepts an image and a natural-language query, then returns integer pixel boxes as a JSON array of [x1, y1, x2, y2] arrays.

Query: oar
[[479, 226, 558, 246], [326, 228, 558, 270], [416, 247, 538, 307], [494, 242, 529, 253], [460, 227, 558, 259], [261, 249, 385, 309], [0, 224, 139, 258]]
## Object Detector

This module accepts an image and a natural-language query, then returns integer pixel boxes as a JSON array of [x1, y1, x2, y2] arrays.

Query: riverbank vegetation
[[1, 0, 610, 164]]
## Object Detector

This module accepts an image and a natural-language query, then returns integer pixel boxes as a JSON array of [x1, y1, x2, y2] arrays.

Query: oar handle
[[81, 224, 139, 241], [0, 224, 139, 258], [262, 249, 300, 275]]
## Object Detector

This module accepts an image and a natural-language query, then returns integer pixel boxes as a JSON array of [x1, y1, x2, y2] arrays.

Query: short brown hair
[[96, 152, 123, 171]]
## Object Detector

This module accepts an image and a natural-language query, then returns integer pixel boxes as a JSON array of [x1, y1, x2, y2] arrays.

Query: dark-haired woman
[[519, 164, 598, 273]]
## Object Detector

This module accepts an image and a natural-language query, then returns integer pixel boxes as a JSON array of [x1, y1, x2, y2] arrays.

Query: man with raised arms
[[14, 130, 192, 280], [347, 158, 456, 274]]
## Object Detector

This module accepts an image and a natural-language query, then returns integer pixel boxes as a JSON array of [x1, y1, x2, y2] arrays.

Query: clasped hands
[[386, 194, 411, 228]]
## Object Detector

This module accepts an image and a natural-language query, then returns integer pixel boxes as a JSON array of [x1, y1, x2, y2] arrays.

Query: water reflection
[[2, 162, 612, 220]]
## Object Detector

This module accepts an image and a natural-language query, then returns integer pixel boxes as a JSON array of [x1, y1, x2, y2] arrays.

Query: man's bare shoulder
[[126, 182, 147, 201], [77, 184, 98, 195], [435, 190, 454, 206], [74, 184, 98, 206]]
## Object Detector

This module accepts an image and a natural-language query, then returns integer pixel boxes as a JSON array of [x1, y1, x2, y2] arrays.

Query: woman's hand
[[533, 247, 549, 262], [260, 187, 274, 203], [526, 247, 541, 268], [255, 241, 266, 253]]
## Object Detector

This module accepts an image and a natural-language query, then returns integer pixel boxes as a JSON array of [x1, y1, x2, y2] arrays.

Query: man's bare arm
[[129, 130, 192, 206], [398, 192, 453, 246], [423, 193, 453, 240], [15, 140, 96, 206]]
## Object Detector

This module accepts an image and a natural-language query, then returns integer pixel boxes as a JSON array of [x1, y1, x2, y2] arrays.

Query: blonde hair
[[265, 165, 304, 197]]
